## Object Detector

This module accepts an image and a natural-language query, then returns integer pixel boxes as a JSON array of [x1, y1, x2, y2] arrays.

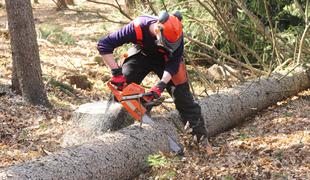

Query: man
[[97, 11, 208, 144]]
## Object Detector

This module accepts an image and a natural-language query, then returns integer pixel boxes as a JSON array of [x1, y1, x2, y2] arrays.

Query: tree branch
[[145, 0, 157, 15], [296, 22, 310, 64], [294, 0, 305, 18], [86, 0, 132, 21], [67, 8, 129, 24], [185, 35, 267, 76], [197, 0, 262, 76], [263, 0, 282, 67], [183, 52, 217, 92], [186, 50, 245, 82]]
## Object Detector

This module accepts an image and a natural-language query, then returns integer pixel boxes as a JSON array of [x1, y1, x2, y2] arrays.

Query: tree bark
[[61, 101, 134, 147], [66, 0, 74, 5], [5, 0, 50, 107], [0, 121, 174, 179], [200, 69, 309, 136], [0, 69, 309, 179], [125, 0, 135, 8], [11, 58, 21, 94], [56, 0, 68, 10]]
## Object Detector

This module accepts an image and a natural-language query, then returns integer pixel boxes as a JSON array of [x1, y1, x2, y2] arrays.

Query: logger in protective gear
[[97, 10, 209, 148]]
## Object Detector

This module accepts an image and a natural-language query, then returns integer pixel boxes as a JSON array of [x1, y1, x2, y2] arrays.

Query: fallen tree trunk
[[168, 68, 310, 137], [1, 69, 309, 179], [1, 123, 174, 179]]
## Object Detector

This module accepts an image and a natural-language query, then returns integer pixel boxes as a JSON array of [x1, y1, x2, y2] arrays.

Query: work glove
[[145, 81, 167, 102], [110, 67, 126, 91]]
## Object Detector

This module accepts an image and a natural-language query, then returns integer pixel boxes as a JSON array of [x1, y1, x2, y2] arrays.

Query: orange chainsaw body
[[107, 82, 147, 121]]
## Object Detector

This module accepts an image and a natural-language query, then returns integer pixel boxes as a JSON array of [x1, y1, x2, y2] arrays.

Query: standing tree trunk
[[11, 59, 21, 94], [56, 0, 68, 10], [125, 0, 135, 8], [65, 0, 74, 5], [5, 0, 50, 107]]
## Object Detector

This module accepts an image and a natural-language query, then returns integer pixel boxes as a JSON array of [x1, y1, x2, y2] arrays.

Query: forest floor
[[0, 1, 309, 179]]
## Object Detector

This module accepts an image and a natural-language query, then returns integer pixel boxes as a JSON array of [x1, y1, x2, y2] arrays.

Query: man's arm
[[101, 54, 119, 69], [161, 71, 172, 84], [97, 20, 137, 70]]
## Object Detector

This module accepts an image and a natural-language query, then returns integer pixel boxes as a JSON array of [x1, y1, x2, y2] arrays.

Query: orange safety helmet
[[156, 11, 183, 53]]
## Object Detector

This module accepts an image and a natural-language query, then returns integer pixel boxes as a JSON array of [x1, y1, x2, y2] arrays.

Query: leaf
[[147, 154, 168, 168]]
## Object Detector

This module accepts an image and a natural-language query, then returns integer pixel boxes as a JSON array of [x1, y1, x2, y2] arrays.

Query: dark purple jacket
[[97, 15, 184, 76]]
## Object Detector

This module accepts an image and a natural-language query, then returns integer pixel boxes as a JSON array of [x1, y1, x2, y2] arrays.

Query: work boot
[[191, 116, 208, 141], [191, 116, 213, 154], [198, 135, 213, 155]]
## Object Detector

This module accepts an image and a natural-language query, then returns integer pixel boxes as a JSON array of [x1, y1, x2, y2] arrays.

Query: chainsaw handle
[[142, 92, 154, 97], [121, 92, 154, 101], [107, 81, 122, 101], [144, 97, 165, 108]]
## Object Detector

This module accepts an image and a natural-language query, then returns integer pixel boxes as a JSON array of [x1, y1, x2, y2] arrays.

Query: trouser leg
[[151, 63, 207, 138], [166, 82, 207, 138], [122, 53, 150, 84]]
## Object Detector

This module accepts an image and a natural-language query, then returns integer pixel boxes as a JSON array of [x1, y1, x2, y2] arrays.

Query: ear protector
[[158, 11, 182, 23]]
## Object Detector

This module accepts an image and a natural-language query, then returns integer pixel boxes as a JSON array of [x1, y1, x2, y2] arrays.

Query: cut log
[[1, 69, 309, 179], [61, 101, 134, 147]]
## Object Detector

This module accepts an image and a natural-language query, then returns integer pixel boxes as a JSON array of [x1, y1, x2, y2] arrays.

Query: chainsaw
[[107, 82, 183, 155]]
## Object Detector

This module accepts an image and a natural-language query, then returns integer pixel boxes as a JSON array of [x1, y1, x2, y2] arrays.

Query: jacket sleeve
[[97, 21, 137, 55]]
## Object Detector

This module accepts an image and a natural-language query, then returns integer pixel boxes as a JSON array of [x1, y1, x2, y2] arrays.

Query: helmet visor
[[159, 32, 183, 53]]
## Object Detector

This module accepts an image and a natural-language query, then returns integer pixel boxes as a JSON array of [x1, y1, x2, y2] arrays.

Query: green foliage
[[238, 133, 248, 140], [19, 129, 29, 142], [38, 24, 76, 45], [274, 150, 284, 161], [39, 123, 48, 130], [119, 0, 308, 70], [147, 154, 168, 168], [160, 170, 176, 179], [283, 111, 293, 117], [49, 78, 75, 93], [147, 154, 177, 179], [222, 175, 235, 180], [272, 173, 288, 180]]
